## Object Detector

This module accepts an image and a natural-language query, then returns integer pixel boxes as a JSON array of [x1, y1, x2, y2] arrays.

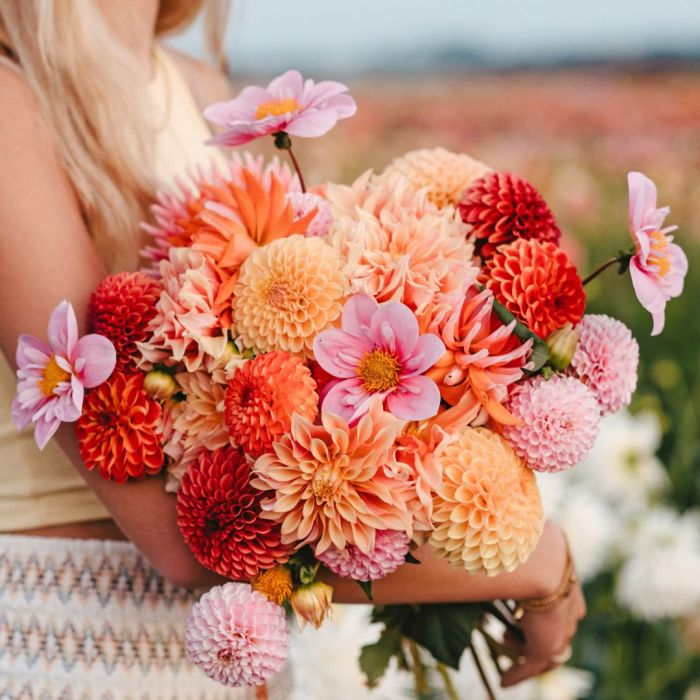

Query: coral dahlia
[[459, 172, 562, 260], [233, 235, 347, 358], [423, 287, 532, 427], [87, 272, 162, 373], [76, 372, 163, 482], [429, 427, 544, 575], [252, 397, 412, 555], [185, 582, 289, 687], [570, 314, 639, 414], [503, 376, 601, 472], [224, 351, 318, 458], [383, 147, 491, 209], [177, 446, 289, 580], [316, 529, 411, 582], [483, 238, 585, 339]]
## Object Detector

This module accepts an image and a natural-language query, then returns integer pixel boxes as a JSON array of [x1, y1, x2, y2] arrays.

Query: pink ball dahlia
[[286, 192, 333, 237], [185, 582, 289, 688], [316, 529, 411, 582], [503, 376, 601, 472], [570, 315, 639, 415]]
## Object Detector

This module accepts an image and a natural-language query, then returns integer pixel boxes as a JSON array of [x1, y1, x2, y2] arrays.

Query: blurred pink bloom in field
[[12, 301, 116, 449], [313, 294, 445, 423], [204, 70, 356, 147], [628, 171, 688, 336]]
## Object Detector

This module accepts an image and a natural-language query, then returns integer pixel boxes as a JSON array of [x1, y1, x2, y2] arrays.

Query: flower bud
[[252, 566, 293, 605], [545, 323, 581, 371], [290, 581, 333, 630], [143, 369, 177, 400]]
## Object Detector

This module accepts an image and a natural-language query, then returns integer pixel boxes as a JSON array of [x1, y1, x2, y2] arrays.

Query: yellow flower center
[[252, 566, 293, 605], [312, 468, 338, 503], [255, 97, 300, 121], [647, 230, 671, 277], [357, 349, 401, 392], [38, 356, 70, 397]]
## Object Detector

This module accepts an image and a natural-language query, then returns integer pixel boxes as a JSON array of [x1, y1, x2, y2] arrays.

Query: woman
[[0, 0, 585, 697]]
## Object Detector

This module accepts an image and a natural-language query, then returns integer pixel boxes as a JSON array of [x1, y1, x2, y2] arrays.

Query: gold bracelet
[[515, 537, 577, 616]]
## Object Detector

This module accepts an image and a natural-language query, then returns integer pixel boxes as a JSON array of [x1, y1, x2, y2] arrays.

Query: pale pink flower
[[317, 529, 411, 581], [185, 582, 289, 687], [137, 248, 229, 372], [286, 192, 333, 237], [313, 294, 445, 423], [12, 301, 116, 449], [570, 314, 639, 414], [503, 376, 601, 473], [204, 70, 356, 147], [628, 171, 688, 335]]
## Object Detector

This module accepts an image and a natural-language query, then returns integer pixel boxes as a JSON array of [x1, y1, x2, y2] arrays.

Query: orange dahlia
[[190, 169, 317, 322], [224, 351, 318, 458], [251, 398, 412, 555], [482, 238, 585, 339], [177, 446, 289, 580], [459, 172, 562, 260], [87, 272, 162, 373], [76, 373, 163, 483], [232, 235, 347, 358], [422, 288, 532, 427], [383, 147, 491, 209], [429, 427, 544, 576]]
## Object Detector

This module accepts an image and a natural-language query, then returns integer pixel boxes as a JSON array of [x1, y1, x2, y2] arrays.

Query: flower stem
[[436, 662, 460, 700], [470, 640, 498, 700], [286, 145, 307, 193], [406, 639, 430, 697], [582, 253, 632, 286]]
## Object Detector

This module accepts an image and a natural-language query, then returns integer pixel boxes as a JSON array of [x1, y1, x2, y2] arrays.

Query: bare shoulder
[[0, 61, 53, 143], [163, 46, 232, 110]]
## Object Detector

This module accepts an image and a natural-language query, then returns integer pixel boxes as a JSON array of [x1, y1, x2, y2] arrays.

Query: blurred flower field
[[243, 68, 700, 699]]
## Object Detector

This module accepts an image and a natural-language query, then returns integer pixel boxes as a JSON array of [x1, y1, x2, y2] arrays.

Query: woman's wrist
[[524, 520, 570, 599]]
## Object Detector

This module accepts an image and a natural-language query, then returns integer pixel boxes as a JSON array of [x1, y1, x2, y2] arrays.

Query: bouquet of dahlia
[[13, 70, 688, 695]]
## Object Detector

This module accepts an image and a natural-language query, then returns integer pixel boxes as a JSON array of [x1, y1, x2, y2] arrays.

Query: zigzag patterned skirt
[[0, 535, 293, 699]]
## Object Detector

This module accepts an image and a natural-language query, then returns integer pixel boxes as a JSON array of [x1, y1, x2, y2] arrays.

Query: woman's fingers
[[500, 656, 550, 687]]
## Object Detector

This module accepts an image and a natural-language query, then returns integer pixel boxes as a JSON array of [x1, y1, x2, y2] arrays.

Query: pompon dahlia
[[224, 351, 318, 458], [382, 147, 491, 209], [286, 192, 333, 237], [570, 314, 639, 414], [185, 582, 289, 688], [252, 397, 412, 555], [233, 235, 347, 358], [423, 287, 532, 428], [483, 238, 585, 339], [459, 172, 562, 260], [429, 427, 544, 576], [137, 248, 229, 372], [177, 446, 289, 580], [76, 372, 163, 482], [503, 376, 601, 472], [316, 529, 411, 582], [87, 272, 162, 373]]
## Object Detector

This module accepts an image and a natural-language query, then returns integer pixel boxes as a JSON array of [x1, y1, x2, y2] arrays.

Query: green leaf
[[359, 627, 402, 688], [404, 551, 421, 565], [357, 579, 373, 601], [402, 604, 482, 669], [491, 298, 550, 372]]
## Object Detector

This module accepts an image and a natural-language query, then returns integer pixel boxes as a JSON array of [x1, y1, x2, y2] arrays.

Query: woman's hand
[[500, 572, 586, 687]]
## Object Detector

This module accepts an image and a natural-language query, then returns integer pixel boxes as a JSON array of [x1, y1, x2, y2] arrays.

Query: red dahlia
[[482, 238, 585, 339], [76, 372, 164, 482], [176, 446, 289, 580], [459, 172, 561, 260], [87, 272, 162, 372]]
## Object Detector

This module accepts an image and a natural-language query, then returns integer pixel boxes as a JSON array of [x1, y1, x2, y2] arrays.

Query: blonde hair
[[0, 0, 229, 270]]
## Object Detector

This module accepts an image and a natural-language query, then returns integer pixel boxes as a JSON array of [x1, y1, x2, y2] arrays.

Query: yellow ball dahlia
[[429, 427, 544, 576], [382, 147, 491, 209], [232, 235, 348, 358]]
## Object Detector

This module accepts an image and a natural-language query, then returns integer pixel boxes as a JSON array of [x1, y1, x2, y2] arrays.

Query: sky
[[172, 0, 700, 74]]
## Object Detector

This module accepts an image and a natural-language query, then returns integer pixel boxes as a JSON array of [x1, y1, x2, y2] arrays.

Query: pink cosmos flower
[[12, 301, 116, 449], [313, 294, 445, 423], [204, 70, 357, 147], [628, 171, 688, 336]]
